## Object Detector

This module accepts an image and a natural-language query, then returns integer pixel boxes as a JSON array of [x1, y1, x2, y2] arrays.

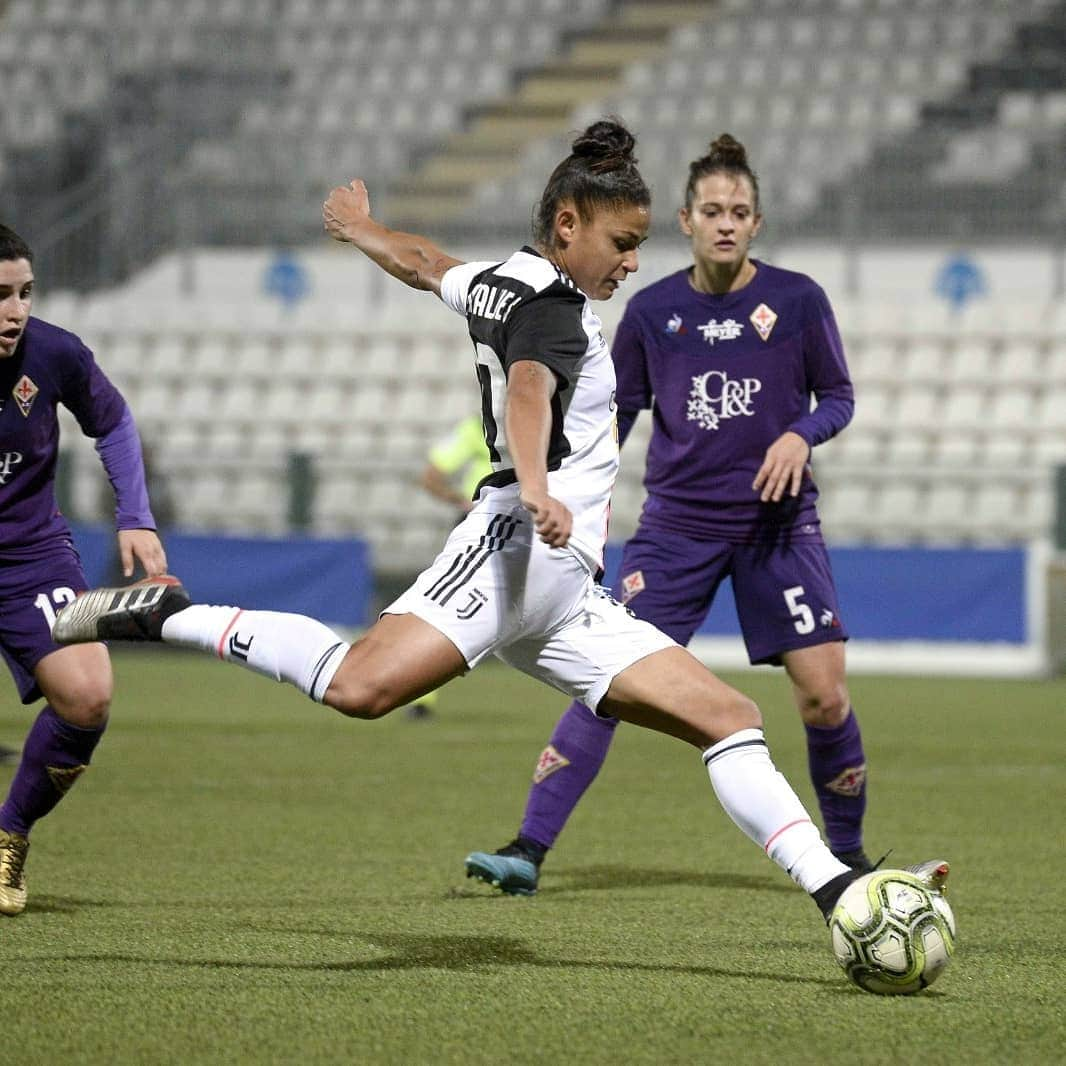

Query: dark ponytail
[[533, 119, 650, 246], [684, 133, 760, 211]]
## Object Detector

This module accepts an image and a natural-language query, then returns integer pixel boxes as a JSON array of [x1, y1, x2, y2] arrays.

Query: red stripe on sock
[[764, 818, 812, 853], [216, 610, 244, 660]]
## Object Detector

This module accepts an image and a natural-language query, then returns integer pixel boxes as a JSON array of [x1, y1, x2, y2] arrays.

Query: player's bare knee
[[726, 691, 762, 732], [684, 691, 761, 748], [325, 676, 397, 720], [798, 683, 850, 728], [52, 687, 111, 729]]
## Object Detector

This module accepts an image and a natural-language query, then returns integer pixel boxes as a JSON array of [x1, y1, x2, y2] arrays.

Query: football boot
[[465, 840, 540, 896], [0, 829, 29, 916], [52, 576, 190, 644], [904, 859, 950, 895]]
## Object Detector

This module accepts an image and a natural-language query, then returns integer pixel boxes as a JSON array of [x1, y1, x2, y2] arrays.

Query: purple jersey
[[613, 260, 853, 542], [0, 317, 126, 556]]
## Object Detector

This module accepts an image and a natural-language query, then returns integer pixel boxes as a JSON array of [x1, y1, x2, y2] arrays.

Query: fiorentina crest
[[532, 744, 570, 784], [749, 303, 777, 342], [621, 570, 645, 603], [47, 764, 88, 795], [825, 764, 866, 797], [13, 374, 38, 417]]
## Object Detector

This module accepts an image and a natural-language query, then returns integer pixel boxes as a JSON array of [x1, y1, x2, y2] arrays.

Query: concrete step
[[383, 0, 714, 223]]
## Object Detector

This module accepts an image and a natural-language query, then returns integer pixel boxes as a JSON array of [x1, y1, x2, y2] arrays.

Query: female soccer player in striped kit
[[467, 134, 874, 896], [54, 122, 945, 931]]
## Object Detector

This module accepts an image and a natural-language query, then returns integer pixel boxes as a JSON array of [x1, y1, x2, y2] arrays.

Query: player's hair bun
[[533, 116, 649, 246], [706, 133, 748, 168], [684, 132, 760, 211], [571, 119, 637, 173]]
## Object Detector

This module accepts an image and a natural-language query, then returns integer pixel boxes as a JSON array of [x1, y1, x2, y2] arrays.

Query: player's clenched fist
[[323, 180, 371, 243]]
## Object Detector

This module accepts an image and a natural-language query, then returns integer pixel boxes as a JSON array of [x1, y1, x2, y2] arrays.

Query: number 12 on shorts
[[35, 587, 77, 629], [783, 585, 815, 635]]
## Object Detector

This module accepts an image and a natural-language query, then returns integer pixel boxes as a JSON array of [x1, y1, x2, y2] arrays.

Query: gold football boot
[[0, 829, 29, 916]]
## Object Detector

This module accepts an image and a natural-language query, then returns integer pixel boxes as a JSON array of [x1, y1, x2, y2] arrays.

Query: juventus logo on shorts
[[456, 589, 488, 620], [426, 513, 518, 607]]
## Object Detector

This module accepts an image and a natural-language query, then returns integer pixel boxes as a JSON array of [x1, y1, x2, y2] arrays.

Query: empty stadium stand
[[44, 298, 1066, 571], [4, 0, 1065, 574]]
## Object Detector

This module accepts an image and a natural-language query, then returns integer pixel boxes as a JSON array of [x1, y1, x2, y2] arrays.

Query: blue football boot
[[465, 840, 540, 896]]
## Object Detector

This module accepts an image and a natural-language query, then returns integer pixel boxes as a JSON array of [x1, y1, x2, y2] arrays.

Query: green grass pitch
[[2, 651, 1064, 1064]]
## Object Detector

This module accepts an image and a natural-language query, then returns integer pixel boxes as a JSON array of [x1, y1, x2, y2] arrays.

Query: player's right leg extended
[[52, 578, 467, 717]]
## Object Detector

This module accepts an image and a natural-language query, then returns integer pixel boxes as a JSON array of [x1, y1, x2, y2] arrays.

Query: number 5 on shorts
[[783, 585, 814, 635]]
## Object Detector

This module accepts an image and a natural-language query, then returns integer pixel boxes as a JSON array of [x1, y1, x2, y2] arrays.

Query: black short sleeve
[[501, 285, 587, 388]]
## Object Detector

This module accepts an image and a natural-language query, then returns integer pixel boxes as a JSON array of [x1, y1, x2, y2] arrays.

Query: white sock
[[161, 605, 349, 702], [703, 728, 850, 894]]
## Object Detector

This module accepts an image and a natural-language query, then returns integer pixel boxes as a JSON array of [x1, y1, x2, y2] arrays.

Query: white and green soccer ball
[[829, 870, 956, 995]]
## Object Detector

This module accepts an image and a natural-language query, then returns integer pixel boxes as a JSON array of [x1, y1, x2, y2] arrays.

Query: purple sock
[[0, 706, 105, 838], [805, 708, 867, 854], [519, 700, 617, 850]]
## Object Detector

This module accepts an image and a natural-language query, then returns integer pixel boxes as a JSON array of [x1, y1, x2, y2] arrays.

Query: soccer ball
[[829, 870, 956, 995]]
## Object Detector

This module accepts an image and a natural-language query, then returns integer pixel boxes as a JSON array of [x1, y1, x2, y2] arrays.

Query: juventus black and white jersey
[[441, 246, 619, 573]]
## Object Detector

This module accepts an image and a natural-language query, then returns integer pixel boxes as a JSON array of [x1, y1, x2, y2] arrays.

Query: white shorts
[[384, 506, 676, 712]]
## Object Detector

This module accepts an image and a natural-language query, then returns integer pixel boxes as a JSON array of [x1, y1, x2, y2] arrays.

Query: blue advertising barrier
[[69, 525, 373, 627], [68, 529, 1026, 645], [602, 544, 1028, 644]]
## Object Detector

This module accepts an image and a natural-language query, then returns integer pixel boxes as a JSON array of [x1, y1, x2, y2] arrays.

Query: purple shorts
[[0, 541, 88, 704], [613, 524, 847, 666]]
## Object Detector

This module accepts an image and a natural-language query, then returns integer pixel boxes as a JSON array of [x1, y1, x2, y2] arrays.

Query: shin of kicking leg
[[161, 606, 349, 702], [519, 700, 618, 850]]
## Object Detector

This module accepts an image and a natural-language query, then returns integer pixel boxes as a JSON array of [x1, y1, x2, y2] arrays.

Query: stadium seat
[[982, 433, 1029, 467], [886, 432, 935, 466], [894, 388, 942, 433], [945, 338, 998, 384], [940, 386, 987, 431], [875, 483, 926, 539], [817, 482, 876, 541], [1038, 387, 1066, 431], [922, 483, 971, 541], [997, 339, 1047, 384], [898, 339, 950, 386], [934, 433, 980, 467], [986, 386, 1038, 430], [968, 483, 1023, 541]]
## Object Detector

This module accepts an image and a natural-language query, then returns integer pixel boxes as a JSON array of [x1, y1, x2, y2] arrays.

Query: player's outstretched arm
[[323, 179, 462, 297]]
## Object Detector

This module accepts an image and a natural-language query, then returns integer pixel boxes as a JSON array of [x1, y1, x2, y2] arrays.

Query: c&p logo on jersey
[[0, 452, 23, 485], [687, 370, 762, 431]]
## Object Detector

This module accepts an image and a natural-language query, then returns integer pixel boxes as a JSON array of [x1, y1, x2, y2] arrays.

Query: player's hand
[[117, 529, 168, 579], [520, 490, 572, 548], [753, 431, 811, 503], [323, 180, 372, 243]]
